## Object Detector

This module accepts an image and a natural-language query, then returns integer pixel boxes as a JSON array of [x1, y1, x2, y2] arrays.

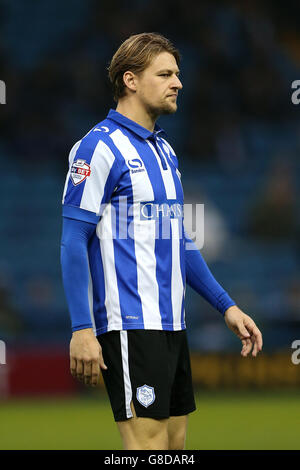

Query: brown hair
[[107, 32, 181, 102]]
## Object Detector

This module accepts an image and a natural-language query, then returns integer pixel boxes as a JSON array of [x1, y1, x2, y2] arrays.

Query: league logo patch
[[70, 159, 91, 186], [136, 384, 155, 408]]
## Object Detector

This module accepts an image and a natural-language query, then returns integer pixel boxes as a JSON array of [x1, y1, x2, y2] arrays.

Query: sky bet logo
[[70, 159, 91, 186], [126, 158, 145, 174]]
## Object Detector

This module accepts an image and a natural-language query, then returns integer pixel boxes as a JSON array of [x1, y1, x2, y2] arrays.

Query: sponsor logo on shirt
[[126, 158, 145, 174], [140, 201, 183, 220], [70, 159, 91, 186]]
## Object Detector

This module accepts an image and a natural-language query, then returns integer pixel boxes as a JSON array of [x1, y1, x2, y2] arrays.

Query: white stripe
[[120, 331, 133, 419], [171, 219, 184, 330], [80, 140, 115, 214], [159, 137, 176, 157], [146, 140, 177, 199], [62, 140, 81, 203], [98, 204, 122, 328], [132, 213, 162, 329], [182, 284, 186, 327], [110, 129, 154, 201], [110, 129, 162, 329], [158, 137, 181, 180]]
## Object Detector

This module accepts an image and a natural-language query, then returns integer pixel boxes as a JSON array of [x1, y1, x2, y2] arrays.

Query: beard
[[145, 98, 177, 119]]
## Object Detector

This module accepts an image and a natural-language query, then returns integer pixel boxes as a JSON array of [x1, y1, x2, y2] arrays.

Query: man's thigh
[[117, 401, 169, 450], [168, 415, 188, 450], [117, 406, 188, 450]]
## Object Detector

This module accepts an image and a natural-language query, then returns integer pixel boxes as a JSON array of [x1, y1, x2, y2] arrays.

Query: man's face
[[135, 51, 183, 116]]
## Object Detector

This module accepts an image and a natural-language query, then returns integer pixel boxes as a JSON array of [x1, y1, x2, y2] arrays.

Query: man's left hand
[[224, 305, 263, 357]]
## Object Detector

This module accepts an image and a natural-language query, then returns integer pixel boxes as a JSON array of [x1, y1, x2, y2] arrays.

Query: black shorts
[[97, 329, 196, 422]]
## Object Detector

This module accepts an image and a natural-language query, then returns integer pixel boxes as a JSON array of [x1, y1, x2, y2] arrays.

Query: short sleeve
[[62, 135, 122, 223]]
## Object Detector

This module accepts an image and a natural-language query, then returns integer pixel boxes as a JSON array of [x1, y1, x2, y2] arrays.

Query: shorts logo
[[136, 384, 155, 408], [70, 159, 91, 186]]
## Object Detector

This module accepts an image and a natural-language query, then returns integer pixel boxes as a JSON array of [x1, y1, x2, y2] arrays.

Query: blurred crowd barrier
[[190, 352, 300, 388], [0, 349, 299, 399]]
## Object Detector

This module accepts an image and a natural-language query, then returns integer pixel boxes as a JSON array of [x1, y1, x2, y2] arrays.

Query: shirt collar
[[107, 108, 167, 140]]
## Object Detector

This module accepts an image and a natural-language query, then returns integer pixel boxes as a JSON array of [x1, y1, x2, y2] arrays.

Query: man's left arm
[[184, 232, 263, 357]]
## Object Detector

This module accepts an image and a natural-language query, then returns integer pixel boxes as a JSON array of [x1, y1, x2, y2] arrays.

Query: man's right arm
[[60, 216, 96, 332], [60, 216, 107, 386], [61, 133, 124, 384]]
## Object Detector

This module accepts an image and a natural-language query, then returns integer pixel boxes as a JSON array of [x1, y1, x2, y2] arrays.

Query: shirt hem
[[62, 204, 100, 224], [95, 322, 186, 336]]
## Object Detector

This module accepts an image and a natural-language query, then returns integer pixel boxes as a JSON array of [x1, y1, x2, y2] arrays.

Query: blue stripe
[[88, 233, 108, 333], [167, 153, 186, 327], [113, 220, 144, 329], [98, 158, 122, 214], [160, 141, 185, 327], [156, 233, 174, 329], [106, 136, 145, 328], [179, 220, 186, 327], [134, 138, 175, 328]]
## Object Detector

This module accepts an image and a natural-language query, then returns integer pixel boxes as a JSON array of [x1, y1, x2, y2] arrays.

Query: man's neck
[[115, 99, 157, 133]]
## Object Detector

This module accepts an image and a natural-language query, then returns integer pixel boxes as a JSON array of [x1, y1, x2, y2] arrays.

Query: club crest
[[136, 384, 155, 408], [70, 159, 91, 186]]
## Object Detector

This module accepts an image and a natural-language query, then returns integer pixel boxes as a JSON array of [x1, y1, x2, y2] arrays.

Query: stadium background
[[0, 0, 300, 449]]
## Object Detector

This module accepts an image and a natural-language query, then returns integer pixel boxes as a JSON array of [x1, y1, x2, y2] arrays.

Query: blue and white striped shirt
[[62, 109, 187, 334], [62, 109, 236, 335]]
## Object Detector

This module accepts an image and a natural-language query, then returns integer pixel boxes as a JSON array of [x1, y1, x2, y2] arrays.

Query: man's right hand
[[70, 328, 107, 387]]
